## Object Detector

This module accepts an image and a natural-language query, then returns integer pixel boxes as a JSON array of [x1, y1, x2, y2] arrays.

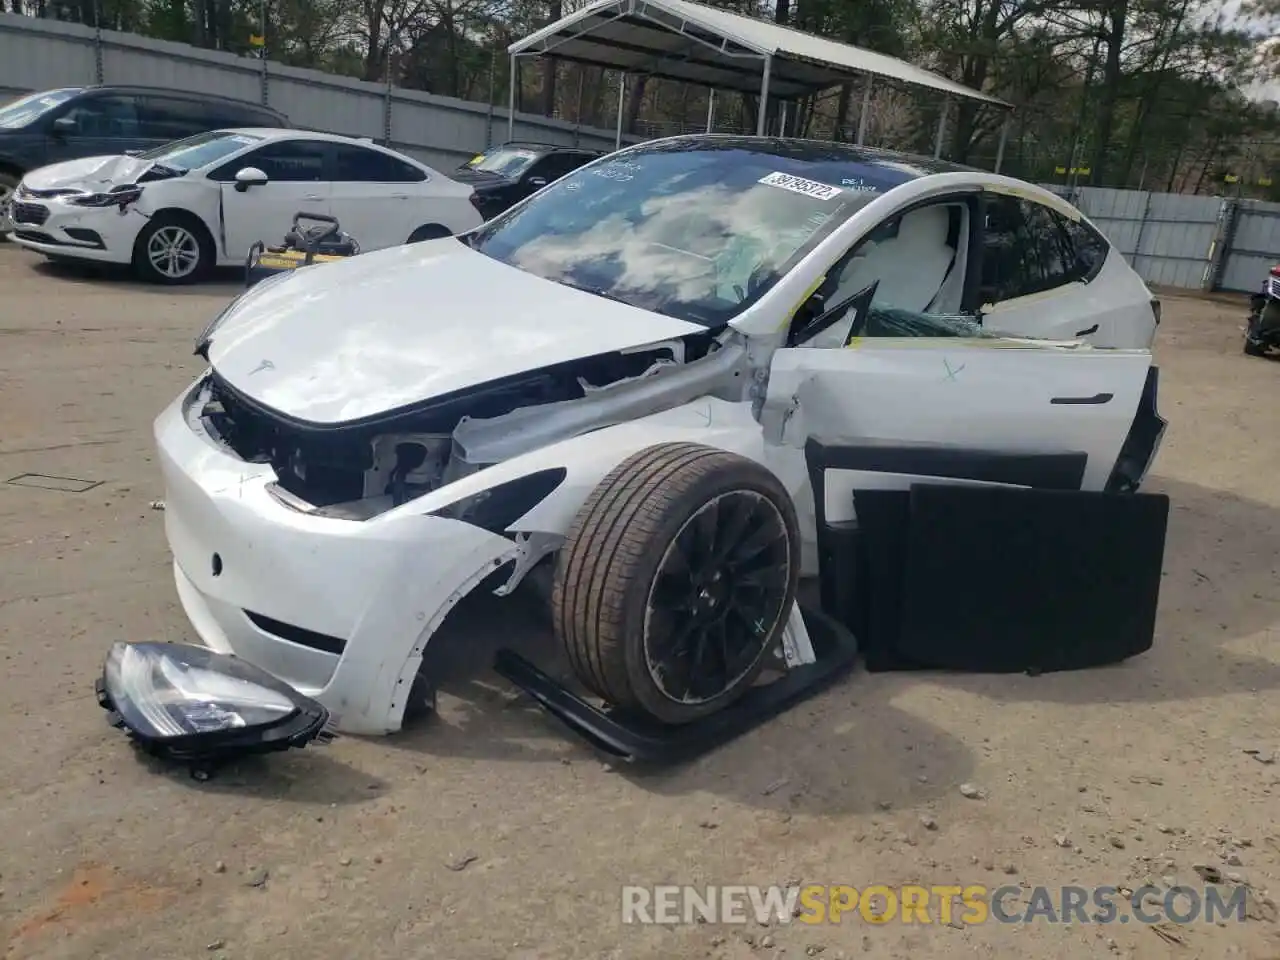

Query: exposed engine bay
[[193, 328, 754, 521]]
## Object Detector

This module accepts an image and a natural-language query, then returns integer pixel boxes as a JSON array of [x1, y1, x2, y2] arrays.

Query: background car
[[0, 85, 291, 236], [9, 127, 484, 283], [452, 141, 603, 219]]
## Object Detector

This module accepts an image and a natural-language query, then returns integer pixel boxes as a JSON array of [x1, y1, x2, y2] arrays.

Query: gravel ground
[[0, 241, 1278, 960]]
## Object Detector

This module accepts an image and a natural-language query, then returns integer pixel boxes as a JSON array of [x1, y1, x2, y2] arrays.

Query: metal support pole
[[756, 56, 772, 136], [573, 67, 586, 147], [259, 0, 268, 105], [993, 113, 1010, 173], [705, 89, 716, 133], [507, 53, 517, 142], [855, 74, 873, 145], [615, 71, 626, 149], [484, 48, 496, 150], [779, 101, 788, 137], [933, 96, 949, 160], [92, 0, 103, 84]]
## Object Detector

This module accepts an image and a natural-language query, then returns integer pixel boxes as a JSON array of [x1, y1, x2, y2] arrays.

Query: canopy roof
[[508, 0, 1010, 108]]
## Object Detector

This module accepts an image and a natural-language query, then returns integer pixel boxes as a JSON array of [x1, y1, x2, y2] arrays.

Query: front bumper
[[8, 195, 140, 264], [155, 381, 520, 735]]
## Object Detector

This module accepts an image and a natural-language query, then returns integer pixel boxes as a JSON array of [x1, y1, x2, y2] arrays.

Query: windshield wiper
[[552, 276, 632, 306]]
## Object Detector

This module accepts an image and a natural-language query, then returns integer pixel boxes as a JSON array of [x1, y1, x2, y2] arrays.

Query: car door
[[763, 194, 1154, 501], [209, 138, 332, 261], [517, 152, 581, 201], [327, 143, 426, 249], [974, 190, 1146, 346], [43, 93, 147, 163]]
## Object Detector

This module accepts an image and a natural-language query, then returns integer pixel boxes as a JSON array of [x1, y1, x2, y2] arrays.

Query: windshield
[[468, 146, 541, 178], [138, 130, 263, 171], [0, 88, 82, 129], [468, 138, 901, 327]]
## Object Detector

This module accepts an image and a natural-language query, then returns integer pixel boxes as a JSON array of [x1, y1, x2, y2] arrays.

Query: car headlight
[[68, 185, 143, 208], [97, 641, 332, 774]]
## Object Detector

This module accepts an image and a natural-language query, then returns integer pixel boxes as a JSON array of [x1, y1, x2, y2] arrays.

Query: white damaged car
[[127, 135, 1167, 750]]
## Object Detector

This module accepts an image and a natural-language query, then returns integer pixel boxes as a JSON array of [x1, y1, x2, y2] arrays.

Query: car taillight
[[1270, 264, 1280, 277]]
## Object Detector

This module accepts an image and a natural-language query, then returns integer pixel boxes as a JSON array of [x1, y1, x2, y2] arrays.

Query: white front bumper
[[9, 195, 142, 264], [154, 381, 520, 735]]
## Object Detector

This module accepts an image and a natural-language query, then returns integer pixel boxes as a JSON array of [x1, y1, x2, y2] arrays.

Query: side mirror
[[52, 116, 76, 136], [234, 166, 269, 192], [124, 149, 143, 157]]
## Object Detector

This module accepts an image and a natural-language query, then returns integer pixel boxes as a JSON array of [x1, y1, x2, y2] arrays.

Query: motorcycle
[[1244, 263, 1280, 357]]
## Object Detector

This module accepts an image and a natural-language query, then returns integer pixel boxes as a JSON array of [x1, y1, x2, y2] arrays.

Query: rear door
[[327, 143, 426, 249], [211, 137, 332, 261], [135, 94, 214, 151]]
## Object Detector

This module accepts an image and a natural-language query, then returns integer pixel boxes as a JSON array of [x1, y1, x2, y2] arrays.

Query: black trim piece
[[1105, 365, 1167, 493], [1050, 392, 1112, 405], [1074, 324, 1099, 337], [492, 604, 858, 765], [244, 610, 347, 656], [427, 468, 568, 534], [803, 436, 1088, 491]]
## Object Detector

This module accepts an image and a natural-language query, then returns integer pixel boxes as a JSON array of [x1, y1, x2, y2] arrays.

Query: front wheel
[[552, 443, 800, 725], [132, 213, 213, 284], [0, 170, 19, 238]]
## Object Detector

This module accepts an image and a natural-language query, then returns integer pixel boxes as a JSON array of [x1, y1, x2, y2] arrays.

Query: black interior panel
[[896, 484, 1168, 672]]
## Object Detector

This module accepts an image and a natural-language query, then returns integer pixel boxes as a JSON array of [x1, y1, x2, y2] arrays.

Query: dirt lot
[[0, 241, 1277, 960]]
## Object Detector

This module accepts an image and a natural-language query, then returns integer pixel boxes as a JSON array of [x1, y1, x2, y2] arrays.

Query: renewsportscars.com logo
[[621, 883, 1252, 926]]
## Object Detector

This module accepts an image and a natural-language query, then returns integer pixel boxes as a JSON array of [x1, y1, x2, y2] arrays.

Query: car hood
[[206, 239, 707, 425], [21, 154, 155, 192]]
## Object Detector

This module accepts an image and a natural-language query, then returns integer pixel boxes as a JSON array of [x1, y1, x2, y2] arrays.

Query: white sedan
[[8, 128, 484, 283]]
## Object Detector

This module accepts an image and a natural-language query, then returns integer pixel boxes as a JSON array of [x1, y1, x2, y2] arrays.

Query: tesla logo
[[249, 359, 275, 375]]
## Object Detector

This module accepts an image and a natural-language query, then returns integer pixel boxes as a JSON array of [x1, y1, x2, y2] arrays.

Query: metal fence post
[[1205, 198, 1240, 293], [1129, 190, 1154, 282], [92, 0, 103, 83]]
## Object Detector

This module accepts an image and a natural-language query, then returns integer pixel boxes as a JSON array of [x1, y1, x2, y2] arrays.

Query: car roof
[[492, 141, 604, 155], [214, 128, 427, 160], [79, 84, 287, 113]]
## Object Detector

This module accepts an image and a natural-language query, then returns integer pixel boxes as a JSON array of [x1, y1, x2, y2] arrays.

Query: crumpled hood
[[206, 238, 706, 425], [21, 154, 154, 193]]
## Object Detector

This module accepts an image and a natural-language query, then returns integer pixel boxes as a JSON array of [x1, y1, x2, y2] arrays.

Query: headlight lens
[[105, 642, 296, 738], [68, 185, 143, 208]]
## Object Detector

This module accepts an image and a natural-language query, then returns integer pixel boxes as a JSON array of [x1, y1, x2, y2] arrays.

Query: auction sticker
[[758, 171, 843, 200]]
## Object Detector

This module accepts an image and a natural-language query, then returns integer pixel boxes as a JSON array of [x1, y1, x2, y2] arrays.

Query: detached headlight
[[68, 185, 143, 208], [97, 641, 332, 776]]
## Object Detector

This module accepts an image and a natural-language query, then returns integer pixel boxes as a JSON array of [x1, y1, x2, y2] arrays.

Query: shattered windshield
[[0, 88, 82, 129], [138, 130, 263, 171], [467, 138, 899, 327]]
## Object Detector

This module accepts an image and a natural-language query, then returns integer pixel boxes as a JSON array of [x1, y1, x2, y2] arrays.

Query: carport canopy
[[507, 0, 1011, 155]]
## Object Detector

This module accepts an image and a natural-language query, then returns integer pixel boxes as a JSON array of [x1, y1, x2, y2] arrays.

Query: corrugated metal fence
[[1044, 184, 1280, 294], [0, 13, 636, 171]]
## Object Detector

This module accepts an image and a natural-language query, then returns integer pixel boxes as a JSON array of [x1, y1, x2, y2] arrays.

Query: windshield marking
[[758, 171, 844, 201]]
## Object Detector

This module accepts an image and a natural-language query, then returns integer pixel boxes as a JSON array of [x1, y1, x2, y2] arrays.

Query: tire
[[552, 442, 800, 725], [0, 169, 19, 239], [407, 223, 452, 243], [132, 211, 213, 284], [1244, 338, 1267, 357]]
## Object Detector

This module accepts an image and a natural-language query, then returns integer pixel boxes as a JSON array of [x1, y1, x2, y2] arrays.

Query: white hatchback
[[8, 128, 484, 283]]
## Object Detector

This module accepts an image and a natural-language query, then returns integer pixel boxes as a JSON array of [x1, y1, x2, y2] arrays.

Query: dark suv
[[0, 85, 291, 233], [453, 141, 603, 219]]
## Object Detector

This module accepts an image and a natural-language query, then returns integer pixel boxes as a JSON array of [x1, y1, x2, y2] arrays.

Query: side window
[[331, 144, 426, 182], [1017, 200, 1080, 289], [793, 200, 977, 347], [58, 94, 141, 137], [529, 153, 580, 182], [979, 194, 1039, 303], [137, 96, 208, 141], [215, 139, 328, 182], [1059, 214, 1110, 281]]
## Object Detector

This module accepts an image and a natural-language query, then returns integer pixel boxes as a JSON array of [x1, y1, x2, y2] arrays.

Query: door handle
[[391, 193, 410, 199], [1075, 324, 1100, 336], [303, 194, 323, 201], [1050, 393, 1113, 405]]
